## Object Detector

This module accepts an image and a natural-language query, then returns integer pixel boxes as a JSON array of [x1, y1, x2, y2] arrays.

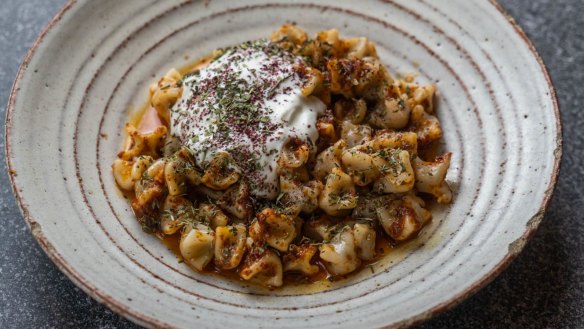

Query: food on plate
[[112, 24, 452, 288]]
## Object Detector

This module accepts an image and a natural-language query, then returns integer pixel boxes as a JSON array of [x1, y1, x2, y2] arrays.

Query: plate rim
[[4, 0, 563, 328]]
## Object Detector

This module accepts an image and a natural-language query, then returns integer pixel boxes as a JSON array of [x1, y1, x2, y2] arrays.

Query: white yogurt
[[170, 40, 325, 198]]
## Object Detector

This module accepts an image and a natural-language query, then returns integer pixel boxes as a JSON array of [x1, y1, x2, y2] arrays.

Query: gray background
[[1, 0, 582, 328]]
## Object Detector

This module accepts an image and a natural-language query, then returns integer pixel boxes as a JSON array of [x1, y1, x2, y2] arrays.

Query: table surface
[[1, 1, 582, 328]]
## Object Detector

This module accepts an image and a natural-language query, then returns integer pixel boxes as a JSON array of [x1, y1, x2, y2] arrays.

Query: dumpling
[[413, 153, 452, 204], [376, 193, 432, 241], [201, 152, 240, 190], [319, 228, 361, 276], [352, 223, 376, 261], [214, 224, 247, 270], [283, 244, 320, 275], [239, 248, 283, 287], [318, 167, 358, 216], [249, 208, 301, 252], [180, 224, 215, 271], [372, 149, 415, 193]]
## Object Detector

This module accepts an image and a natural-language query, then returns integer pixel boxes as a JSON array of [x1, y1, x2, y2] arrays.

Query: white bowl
[[5, 0, 561, 328]]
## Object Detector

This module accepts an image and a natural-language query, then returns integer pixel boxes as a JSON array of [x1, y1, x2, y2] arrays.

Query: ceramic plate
[[6, 0, 561, 328]]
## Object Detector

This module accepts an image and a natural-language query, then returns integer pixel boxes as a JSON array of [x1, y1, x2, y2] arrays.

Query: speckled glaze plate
[[5, 0, 561, 328]]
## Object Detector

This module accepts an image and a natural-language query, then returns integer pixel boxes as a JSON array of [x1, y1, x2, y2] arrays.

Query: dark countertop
[[1, 1, 582, 328]]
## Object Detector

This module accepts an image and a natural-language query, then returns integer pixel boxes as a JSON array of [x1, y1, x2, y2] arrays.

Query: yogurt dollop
[[170, 40, 325, 198]]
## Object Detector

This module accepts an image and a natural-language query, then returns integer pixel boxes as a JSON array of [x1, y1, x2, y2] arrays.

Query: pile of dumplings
[[112, 25, 452, 287]]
